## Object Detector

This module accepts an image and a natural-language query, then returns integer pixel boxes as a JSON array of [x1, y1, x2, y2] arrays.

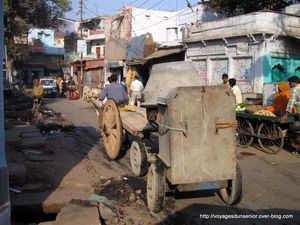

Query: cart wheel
[[102, 100, 122, 159], [147, 163, 165, 213], [130, 141, 148, 176], [257, 122, 284, 154], [237, 119, 254, 148], [220, 163, 243, 205]]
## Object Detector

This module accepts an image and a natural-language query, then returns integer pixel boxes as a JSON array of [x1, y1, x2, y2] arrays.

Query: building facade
[[183, 11, 300, 98]]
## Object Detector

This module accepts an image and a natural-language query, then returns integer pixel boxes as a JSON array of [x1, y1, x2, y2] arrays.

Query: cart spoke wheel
[[130, 141, 148, 176], [257, 122, 284, 154], [147, 163, 165, 213], [102, 100, 122, 159], [220, 163, 243, 205], [237, 119, 254, 148]]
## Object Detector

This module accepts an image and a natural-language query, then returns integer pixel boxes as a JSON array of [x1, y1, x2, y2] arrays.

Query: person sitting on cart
[[265, 81, 297, 116], [229, 78, 242, 104], [281, 76, 300, 122], [99, 73, 129, 106]]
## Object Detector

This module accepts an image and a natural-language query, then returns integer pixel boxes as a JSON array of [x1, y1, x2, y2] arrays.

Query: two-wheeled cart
[[236, 111, 299, 154]]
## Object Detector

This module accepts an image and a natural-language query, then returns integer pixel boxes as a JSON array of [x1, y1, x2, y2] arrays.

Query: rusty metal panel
[[158, 86, 236, 185]]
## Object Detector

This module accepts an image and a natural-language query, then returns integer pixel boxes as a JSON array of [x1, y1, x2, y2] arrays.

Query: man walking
[[129, 75, 144, 107]]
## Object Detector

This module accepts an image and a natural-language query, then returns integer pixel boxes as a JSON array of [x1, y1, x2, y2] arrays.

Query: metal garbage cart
[[100, 62, 243, 212]]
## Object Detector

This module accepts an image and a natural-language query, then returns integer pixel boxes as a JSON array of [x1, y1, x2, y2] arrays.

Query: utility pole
[[79, 0, 84, 98]]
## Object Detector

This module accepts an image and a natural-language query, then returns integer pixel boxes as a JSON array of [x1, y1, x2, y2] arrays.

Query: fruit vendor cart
[[236, 111, 300, 154], [100, 62, 243, 212]]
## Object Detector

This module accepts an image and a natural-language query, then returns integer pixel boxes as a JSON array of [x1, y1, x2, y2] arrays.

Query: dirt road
[[42, 98, 300, 224], [10, 97, 299, 225]]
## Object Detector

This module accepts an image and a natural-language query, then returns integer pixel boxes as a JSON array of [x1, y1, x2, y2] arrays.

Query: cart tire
[[257, 122, 284, 154], [220, 163, 243, 205], [102, 100, 122, 159], [237, 119, 254, 148], [130, 141, 148, 176], [147, 163, 165, 213]]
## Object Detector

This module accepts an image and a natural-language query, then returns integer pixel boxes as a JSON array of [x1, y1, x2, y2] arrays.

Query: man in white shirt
[[229, 78, 243, 104], [129, 75, 144, 107]]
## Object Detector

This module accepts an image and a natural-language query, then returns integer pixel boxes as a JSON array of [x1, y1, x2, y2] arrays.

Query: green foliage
[[64, 32, 78, 52], [204, 0, 299, 16]]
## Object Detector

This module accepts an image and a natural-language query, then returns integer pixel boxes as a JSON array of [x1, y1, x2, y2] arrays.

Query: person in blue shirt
[[99, 73, 129, 106]]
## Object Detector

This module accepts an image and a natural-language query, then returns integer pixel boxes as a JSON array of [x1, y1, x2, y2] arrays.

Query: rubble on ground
[[94, 176, 147, 206]]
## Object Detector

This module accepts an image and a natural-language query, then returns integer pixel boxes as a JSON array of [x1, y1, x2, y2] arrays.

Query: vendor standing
[[281, 76, 300, 122], [265, 81, 297, 116]]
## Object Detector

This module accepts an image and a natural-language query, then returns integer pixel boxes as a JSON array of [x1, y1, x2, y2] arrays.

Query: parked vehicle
[[40, 78, 57, 97]]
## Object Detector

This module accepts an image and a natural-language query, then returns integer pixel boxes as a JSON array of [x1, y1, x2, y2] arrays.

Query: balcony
[[85, 29, 105, 41]]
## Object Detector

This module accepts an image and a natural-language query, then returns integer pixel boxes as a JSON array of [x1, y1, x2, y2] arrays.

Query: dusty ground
[[7, 97, 300, 225]]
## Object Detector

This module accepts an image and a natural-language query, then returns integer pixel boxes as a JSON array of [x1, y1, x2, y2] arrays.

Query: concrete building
[[130, 7, 178, 45], [75, 17, 107, 59], [70, 17, 109, 91], [20, 28, 65, 86], [183, 11, 300, 99], [177, 3, 221, 42], [105, 6, 184, 80]]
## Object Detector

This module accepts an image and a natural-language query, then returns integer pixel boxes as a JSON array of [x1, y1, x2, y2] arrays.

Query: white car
[[40, 78, 57, 97]]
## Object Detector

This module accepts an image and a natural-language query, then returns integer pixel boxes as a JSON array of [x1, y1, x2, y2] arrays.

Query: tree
[[4, 0, 72, 57], [204, 0, 299, 17], [64, 32, 78, 53]]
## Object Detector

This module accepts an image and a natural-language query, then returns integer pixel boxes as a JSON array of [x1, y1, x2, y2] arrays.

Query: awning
[[126, 47, 185, 66], [144, 48, 184, 61]]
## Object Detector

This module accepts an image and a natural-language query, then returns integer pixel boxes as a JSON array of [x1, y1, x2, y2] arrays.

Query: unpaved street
[[42, 98, 300, 225], [8, 96, 300, 225]]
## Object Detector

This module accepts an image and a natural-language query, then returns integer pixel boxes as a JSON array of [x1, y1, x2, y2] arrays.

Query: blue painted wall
[[28, 29, 55, 47], [263, 54, 300, 83]]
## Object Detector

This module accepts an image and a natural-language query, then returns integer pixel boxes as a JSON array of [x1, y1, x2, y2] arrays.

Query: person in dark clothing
[[67, 77, 76, 99], [99, 73, 129, 106], [68, 77, 75, 85]]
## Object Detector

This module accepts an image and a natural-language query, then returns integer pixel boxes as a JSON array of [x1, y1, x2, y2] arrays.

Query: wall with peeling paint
[[185, 35, 300, 95]]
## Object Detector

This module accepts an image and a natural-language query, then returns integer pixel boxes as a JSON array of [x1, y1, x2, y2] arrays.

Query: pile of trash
[[94, 176, 147, 206], [4, 89, 33, 129]]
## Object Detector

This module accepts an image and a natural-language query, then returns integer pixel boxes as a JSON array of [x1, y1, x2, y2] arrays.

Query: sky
[[65, 0, 200, 20]]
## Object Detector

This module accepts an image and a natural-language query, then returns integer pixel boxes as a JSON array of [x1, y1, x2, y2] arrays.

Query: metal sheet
[[142, 61, 205, 107], [158, 86, 237, 185], [144, 48, 183, 61]]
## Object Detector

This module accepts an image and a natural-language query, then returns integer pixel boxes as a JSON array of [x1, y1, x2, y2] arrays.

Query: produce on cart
[[236, 105, 298, 154]]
